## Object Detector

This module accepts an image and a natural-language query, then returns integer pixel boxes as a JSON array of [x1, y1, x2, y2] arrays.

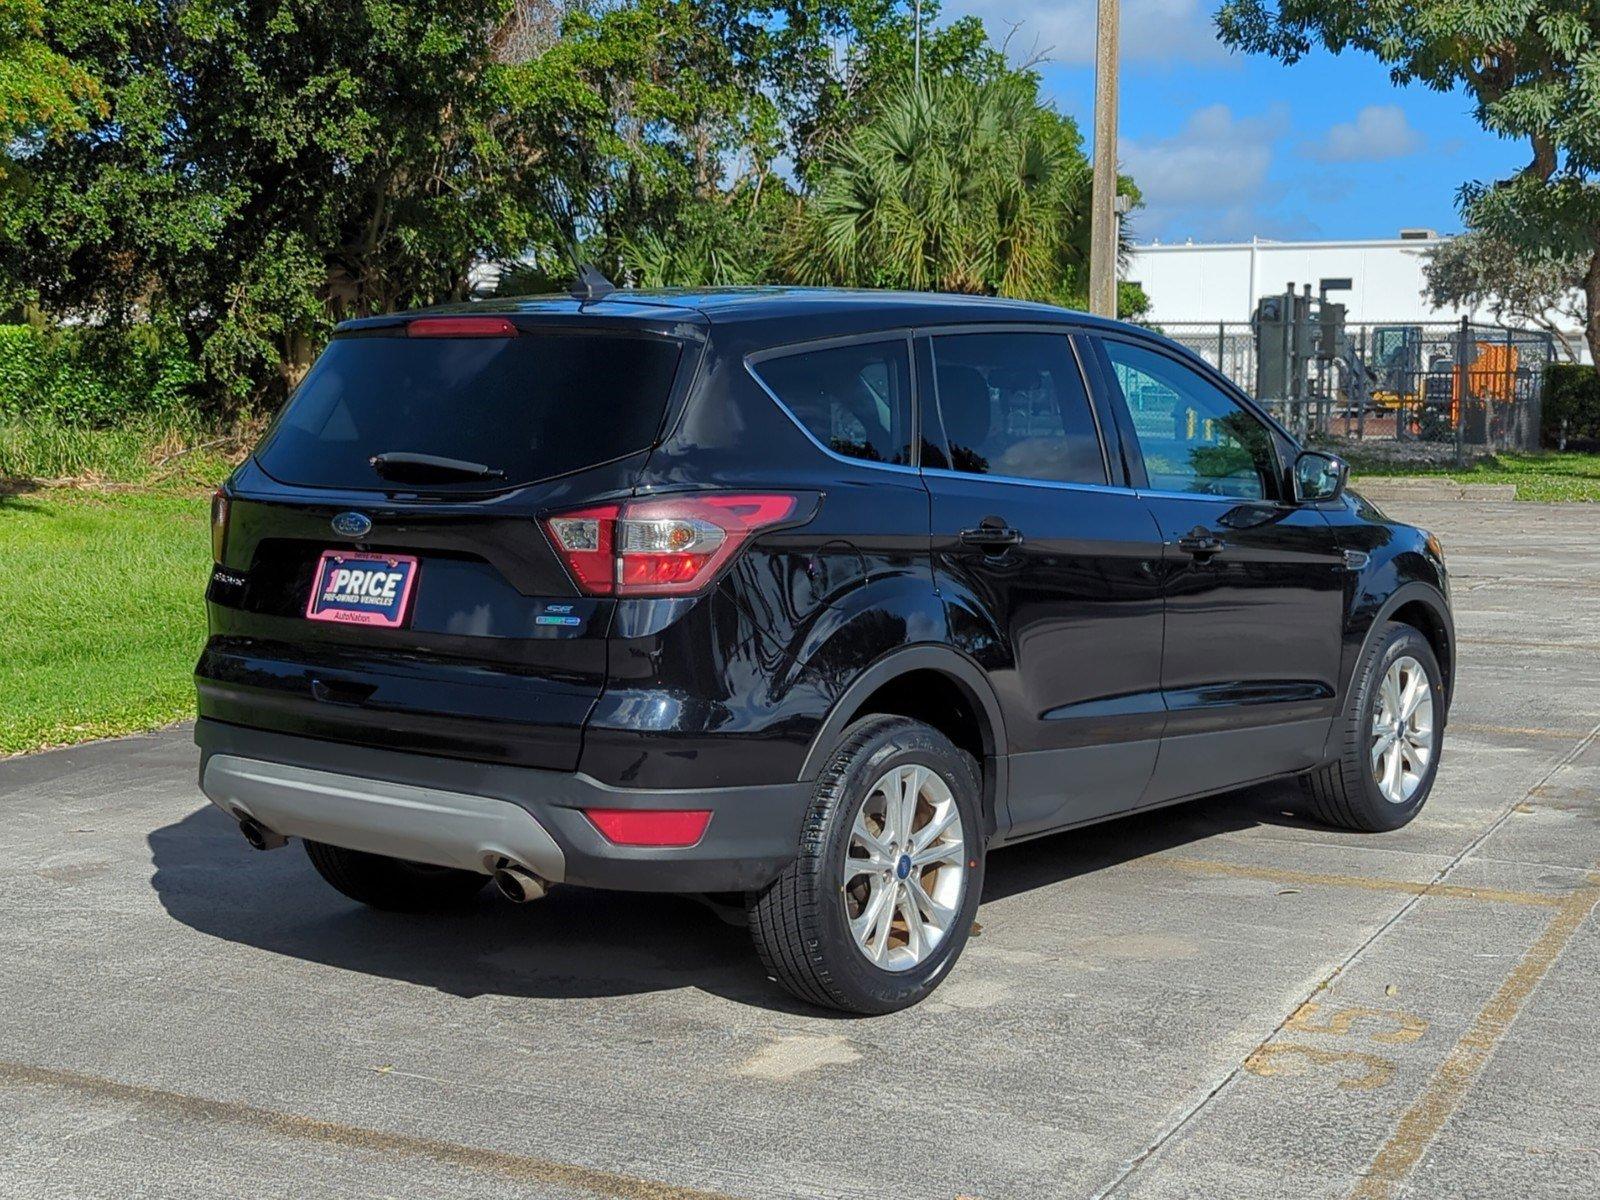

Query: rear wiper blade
[[368, 451, 505, 483]]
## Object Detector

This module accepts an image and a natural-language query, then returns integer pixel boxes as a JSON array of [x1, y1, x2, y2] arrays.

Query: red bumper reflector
[[584, 808, 712, 847]]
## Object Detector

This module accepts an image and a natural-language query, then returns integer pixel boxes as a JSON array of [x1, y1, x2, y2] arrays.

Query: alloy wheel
[[843, 763, 968, 972], [1371, 655, 1435, 804]]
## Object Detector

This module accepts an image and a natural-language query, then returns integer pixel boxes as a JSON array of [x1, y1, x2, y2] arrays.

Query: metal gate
[[1153, 317, 1553, 454]]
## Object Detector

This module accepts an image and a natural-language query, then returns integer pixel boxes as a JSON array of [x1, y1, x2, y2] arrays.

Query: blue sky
[[947, 0, 1529, 243]]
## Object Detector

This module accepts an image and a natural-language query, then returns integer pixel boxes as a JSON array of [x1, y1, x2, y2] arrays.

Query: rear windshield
[[255, 328, 683, 490]]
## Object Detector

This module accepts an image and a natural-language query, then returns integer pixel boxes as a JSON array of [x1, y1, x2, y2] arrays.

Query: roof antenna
[[569, 262, 616, 305]]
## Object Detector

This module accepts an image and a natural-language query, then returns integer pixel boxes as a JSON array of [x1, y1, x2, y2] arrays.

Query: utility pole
[[1088, 0, 1120, 317], [913, 0, 922, 88]]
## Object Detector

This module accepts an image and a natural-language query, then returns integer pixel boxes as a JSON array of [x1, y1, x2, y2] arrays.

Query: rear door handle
[[1177, 532, 1224, 558], [959, 525, 1025, 549]]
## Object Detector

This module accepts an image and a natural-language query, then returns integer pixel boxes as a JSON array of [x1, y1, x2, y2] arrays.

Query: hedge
[[1543, 362, 1600, 445], [0, 322, 200, 428]]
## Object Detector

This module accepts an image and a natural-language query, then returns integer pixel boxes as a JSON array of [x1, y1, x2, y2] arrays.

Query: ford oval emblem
[[331, 511, 372, 539]]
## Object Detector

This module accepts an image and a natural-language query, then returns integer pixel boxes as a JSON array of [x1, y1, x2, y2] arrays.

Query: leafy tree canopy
[[1424, 232, 1586, 360], [0, 0, 102, 155], [1, 0, 1135, 411], [513, 0, 1004, 283], [6, 0, 541, 407]]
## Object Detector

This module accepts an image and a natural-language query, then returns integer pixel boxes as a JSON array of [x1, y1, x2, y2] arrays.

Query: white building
[[1126, 232, 1586, 358]]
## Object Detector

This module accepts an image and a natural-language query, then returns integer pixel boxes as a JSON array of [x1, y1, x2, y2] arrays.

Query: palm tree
[[620, 227, 758, 288], [779, 72, 1096, 303], [617, 181, 783, 288]]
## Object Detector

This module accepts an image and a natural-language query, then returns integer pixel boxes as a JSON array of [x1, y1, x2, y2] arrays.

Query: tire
[[1301, 621, 1445, 832], [303, 841, 489, 912], [748, 715, 985, 1014]]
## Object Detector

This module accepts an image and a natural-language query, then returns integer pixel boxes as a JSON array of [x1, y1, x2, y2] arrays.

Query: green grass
[[1348, 451, 1600, 503], [0, 488, 210, 754], [0, 417, 247, 488]]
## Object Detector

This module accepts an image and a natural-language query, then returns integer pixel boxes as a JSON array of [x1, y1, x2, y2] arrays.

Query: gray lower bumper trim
[[201, 754, 566, 880]]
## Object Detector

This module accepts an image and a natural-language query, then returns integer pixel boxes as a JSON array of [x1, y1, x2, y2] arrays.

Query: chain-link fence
[[1152, 318, 1554, 454]]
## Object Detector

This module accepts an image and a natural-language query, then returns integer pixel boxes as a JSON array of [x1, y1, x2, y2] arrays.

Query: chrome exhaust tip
[[493, 863, 549, 904], [237, 814, 287, 851]]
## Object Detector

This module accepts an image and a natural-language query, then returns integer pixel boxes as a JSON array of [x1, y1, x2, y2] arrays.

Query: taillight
[[585, 808, 712, 847], [210, 487, 230, 563], [406, 316, 518, 338], [543, 504, 619, 594], [542, 493, 800, 597]]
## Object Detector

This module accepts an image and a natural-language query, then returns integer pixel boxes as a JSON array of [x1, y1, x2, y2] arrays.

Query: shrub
[[0, 323, 256, 483], [0, 322, 200, 427], [1543, 362, 1600, 445]]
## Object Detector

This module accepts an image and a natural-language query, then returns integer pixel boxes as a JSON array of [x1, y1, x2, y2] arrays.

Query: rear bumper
[[195, 719, 811, 892]]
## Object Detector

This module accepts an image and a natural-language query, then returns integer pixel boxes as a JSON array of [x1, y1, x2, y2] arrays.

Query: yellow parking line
[[1449, 721, 1595, 740], [0, 1060, 739, 1200], [1152, 856, 1565, 909], [1457, 637, 1600, 652], [1347, 875, 1600, 1199]]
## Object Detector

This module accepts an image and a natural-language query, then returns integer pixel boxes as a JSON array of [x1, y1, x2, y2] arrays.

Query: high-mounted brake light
[[210, 487, 230, 563], [406, 316, 518, 338], [542, 493, 801, 597]]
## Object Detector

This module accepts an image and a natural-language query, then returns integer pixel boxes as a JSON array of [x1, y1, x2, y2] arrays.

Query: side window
[[1099, 339, 1277, 500], [930, 332, 1106, 485], [752, 340, 913, 465]]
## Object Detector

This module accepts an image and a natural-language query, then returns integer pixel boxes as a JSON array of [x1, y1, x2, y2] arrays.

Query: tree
[[617, 184, 784, 286], [768, 0, 1005, 185], [1216, 0, 1600, 365], [4, 0, 1005, 408], [0, 0, 101, 163], [5, 0, 1142, 411], [0, 0, 103, 312], [5, 0, 559, 409], [778, 71, 1142, 312], [1424, 233, 1586, 360], [508, 0, 1004, 285]]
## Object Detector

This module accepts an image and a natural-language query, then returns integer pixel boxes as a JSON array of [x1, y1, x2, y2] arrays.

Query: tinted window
[[753, 340, 913, 465], [930, 333, 1105, 485], [1100, 339, 1277, 500], [256, 329, 682, 490]]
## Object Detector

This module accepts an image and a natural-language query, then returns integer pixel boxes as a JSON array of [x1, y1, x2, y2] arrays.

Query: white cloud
[[955, 0, 1232, 67], [1120, 104, 1295, 241], [1307, 105, 1423, 163]]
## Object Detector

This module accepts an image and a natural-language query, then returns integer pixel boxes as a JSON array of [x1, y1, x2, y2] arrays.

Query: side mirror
[[1294, 450, 1348, 504]]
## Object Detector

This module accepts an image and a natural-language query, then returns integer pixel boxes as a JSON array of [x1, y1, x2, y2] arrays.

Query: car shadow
[[148, 779, 1318, 1014], [981, 778, 1315, 903]]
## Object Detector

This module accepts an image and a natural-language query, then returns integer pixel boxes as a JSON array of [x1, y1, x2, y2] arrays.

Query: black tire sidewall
[[1351, 625, 1445, 829], [811, 721, 985, 1013]]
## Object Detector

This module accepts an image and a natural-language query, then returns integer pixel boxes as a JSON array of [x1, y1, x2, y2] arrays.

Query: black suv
[[197, 287, 1453, 1013]]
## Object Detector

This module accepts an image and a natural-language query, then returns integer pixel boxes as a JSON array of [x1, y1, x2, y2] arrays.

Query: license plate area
[[305, 551, 419, 628]]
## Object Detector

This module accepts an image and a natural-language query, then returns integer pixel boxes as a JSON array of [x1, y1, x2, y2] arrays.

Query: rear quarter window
[[751, 339, 914, 466], [256, 328, 683, 490]]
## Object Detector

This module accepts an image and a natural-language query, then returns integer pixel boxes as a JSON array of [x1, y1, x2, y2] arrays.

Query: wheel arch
[[1369, 581, 1455, 707], [797, 645, 1009, 838], [1333, 581, 1455, 761]]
